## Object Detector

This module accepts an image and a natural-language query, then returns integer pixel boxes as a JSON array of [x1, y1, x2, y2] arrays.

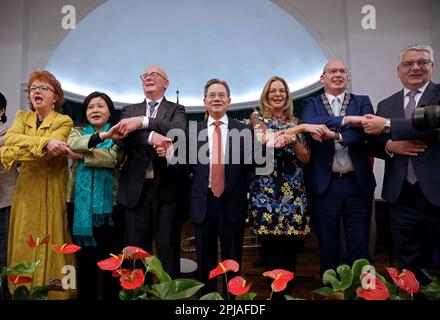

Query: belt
[[332, 171, 355, 178]]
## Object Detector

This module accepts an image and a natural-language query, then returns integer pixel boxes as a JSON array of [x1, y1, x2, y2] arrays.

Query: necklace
[[320, 92, 351, 116]]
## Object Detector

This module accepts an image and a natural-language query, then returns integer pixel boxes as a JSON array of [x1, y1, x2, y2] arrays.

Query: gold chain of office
[[320, 92, 351, 116]]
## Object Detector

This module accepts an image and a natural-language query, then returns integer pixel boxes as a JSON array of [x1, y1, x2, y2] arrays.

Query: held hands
[[100, 124, 127, 140], [114, 117, 143, 136], [151, 132, 173, 157], [63, 147, 84, 160], [361, 114, 387, 134], [273, 132, 296, 149], [46, 140, 69, 157]]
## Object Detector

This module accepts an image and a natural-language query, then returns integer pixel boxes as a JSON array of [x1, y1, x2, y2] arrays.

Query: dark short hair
[[0, 92, 6, 108], [204, 78, 230, 97], [0, 92, 7, 123], [82, 91, 116, 125], [27, 70, 64, 112]]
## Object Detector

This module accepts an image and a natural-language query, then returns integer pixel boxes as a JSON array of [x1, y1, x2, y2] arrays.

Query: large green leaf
[[143, 256, 172, 283], [236, 292, 257, 300], [345, 259, 372, 300], [313, 286, 336, 297], [119, 287, 150, 300], [422, 269, 440, 281], [351, 259, 371, 283], [284, 295, 305, 300], [199, 292, 223, 300], [420, 278, 440, 300], [151, 278, 204, 300], [322, 264, 352, 291], [30, 286, 50, 300], [5, 261, 40, 276]]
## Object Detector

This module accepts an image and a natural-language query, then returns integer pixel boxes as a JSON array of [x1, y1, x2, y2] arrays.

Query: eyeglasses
[[29, 85, 56, 94], [206, 92, 229, 100], [400, 59, 432, 69], [269, 89, 287, 95], [323, 68, 349, 76], [140, 72, 167, 81]]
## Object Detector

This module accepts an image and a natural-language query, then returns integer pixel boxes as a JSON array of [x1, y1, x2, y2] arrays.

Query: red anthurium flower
[[120, 269, 145, 290], [386, 267, 420, 294], [98, 254, 124, 271], [27, 235, 51, 248], [356, 273, 389, 300], [27, 235, 37, 248], [227, 276, 251, 296], [122, 246, 151, 259], [209, 259, 239, 279], [112, 269, 132, 278], [52, 243, 81, 254], [8, 275, 33, 284], [262, 269, 294, 292]]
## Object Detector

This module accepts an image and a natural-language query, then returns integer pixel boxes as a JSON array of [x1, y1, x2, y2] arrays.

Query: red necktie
[[211, 121, 224, 197]]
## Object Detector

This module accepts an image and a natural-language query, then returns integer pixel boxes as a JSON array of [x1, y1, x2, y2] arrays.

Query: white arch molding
[[45, 0, 328, 112]]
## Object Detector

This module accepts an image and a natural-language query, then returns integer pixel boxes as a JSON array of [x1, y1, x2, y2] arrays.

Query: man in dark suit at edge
[[113, 65, 187, 278], [361, 44, 440, 283]]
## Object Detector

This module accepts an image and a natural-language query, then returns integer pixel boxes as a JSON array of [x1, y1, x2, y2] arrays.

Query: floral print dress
[[249, 111, 310, 237]]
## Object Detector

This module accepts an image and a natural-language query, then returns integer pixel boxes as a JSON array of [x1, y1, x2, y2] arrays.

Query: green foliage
[[314, 259, 379, 300], [151, 279, 204, 300], [199, 292, 223, 300], [236, 292, 257, 300], [420, 269, 440, 300]]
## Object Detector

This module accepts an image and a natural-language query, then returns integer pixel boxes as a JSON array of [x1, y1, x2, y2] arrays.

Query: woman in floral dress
[[249, 76, 324, 296]]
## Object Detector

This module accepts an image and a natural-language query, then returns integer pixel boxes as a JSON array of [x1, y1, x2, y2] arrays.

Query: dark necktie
[[211, 121, 224, 197], [148, 101, 159, 116], [404, 89, 419, 184]]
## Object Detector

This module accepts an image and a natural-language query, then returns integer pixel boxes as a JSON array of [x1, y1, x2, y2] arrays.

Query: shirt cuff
[[341, 117, 346, 127], [148, 131, 156, 145], [140, 116, 150, 129]]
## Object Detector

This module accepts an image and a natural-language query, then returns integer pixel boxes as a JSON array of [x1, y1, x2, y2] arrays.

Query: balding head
[[141, 65, 169, 100], [320, 59, 350, 96]]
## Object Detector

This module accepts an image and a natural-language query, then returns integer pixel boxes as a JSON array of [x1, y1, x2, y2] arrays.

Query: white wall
[[0, 0, 24, 120], [1, 0, 438, 198]]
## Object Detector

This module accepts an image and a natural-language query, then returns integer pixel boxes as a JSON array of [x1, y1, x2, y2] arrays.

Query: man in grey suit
[[114, 66, 187, 278], [362, 44, 440, 283]]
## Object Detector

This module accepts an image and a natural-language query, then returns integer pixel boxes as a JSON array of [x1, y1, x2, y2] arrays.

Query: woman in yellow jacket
[[0, 70, 75, 299]]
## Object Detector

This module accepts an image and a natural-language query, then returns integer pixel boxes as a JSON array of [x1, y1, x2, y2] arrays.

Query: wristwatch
[[383, 118, 391, 134], [333, 132, 341, 142]]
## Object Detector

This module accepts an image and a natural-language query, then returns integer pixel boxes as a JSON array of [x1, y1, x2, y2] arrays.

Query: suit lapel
[[418, 81, 440, 107], [156, 98, 170, 120], [392, 90, 405, 118], [133, 101, 146, 117]]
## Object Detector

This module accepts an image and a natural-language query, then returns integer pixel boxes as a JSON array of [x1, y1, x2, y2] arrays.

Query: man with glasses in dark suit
[[114, 65, 187, 278], [362, 44, 440, 283]]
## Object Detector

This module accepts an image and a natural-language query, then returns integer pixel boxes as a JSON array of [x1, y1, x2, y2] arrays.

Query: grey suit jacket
[[116, 98, 187, 208], [376, 81, 440, 205]]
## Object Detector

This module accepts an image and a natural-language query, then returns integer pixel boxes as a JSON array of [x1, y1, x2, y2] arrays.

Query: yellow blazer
[[1, 109, 75, 299]]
